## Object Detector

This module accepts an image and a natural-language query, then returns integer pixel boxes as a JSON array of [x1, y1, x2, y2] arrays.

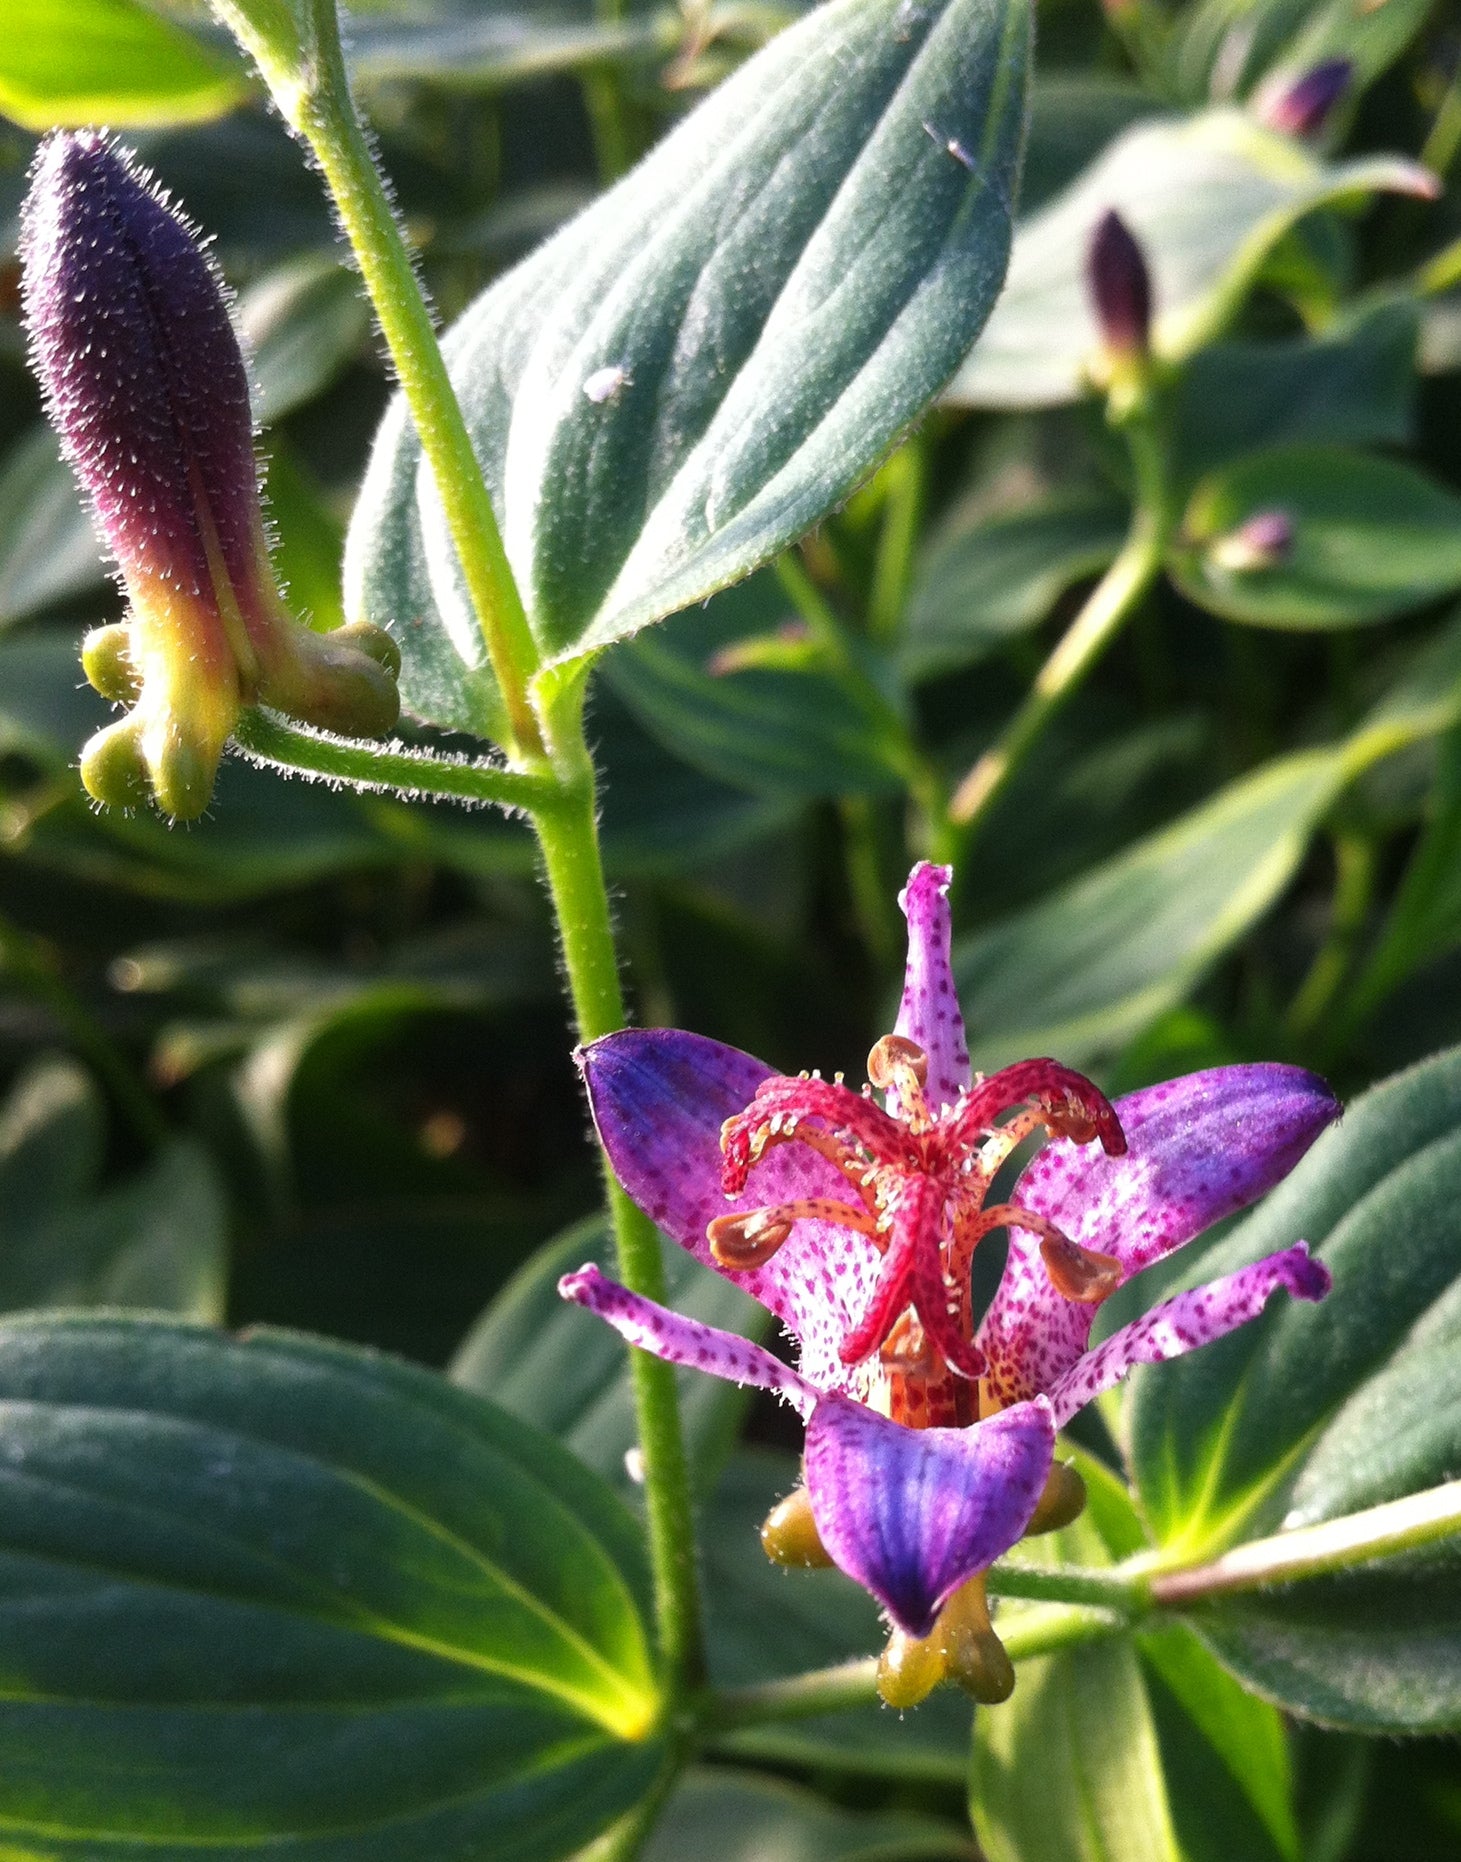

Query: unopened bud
[[20, 132, 399, 821], [760, 1485, 835, 1569], [1024, 1460, 1089, 1536], [1257, 58, 1352, 139], [1208, 508, 1295, 573], [1088, 209, 1152, 363]]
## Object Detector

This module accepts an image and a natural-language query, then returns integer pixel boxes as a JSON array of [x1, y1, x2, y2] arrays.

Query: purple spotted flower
[[20, 131, 400, 820], [562, 863, 1337, 1698]]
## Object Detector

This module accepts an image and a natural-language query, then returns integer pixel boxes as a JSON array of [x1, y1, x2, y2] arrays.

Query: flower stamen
[[707, 1197, 879, 1269]]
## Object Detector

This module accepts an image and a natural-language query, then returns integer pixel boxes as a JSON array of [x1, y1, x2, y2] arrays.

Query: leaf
[[954, 750, 1347, 1072], [603, 576, 906, 798], [1171, 295, 1418, 485], [1172, 445, 1461, 630], [0, 426, 106, 625], [945, 109, 1431, 409], [346, 10, 668, 91], [1126, 1044, 1461, 1731], [0, 0, 246, 127], [644, 1768, 971, 1862], [239, 254, 371, 427], [704, 1453, 975, 1782], [954, 612, 1461, 1071], [901, 488, 1126, 680], [0, 1314, 663, 1857], [976, 1465, 1296, 1862], [0, 1055, 227, 1320], [347, 0, 1031, 732], [451, 1217, 766, 1501], [1171, 0, 1434, 111]]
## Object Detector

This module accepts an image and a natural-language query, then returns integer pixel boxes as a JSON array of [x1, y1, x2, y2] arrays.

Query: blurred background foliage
[[3, 0, 1461, 1850]]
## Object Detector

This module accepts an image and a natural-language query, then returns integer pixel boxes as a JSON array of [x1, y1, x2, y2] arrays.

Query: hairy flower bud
[[21, 131, 399, 820], [1257, 58, 1353, 140], [1087, 208, 1152, 365]]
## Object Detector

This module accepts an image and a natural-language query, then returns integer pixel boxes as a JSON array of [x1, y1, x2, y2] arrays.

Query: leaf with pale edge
[[346, 0, 1031, 737]]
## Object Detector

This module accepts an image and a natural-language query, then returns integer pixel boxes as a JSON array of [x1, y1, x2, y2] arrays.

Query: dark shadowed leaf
[[644, 1768, 971, 1862], [0, 1315, 663, 1857], [901, 488, 1125, 679], [452, 1217, 765, 1501], [0, 426, 107, 625]]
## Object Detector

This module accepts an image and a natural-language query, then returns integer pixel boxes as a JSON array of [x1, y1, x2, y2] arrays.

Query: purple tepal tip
[[19, 131, 261, 602], [1087, 208, 1152, 359], [1259, 58, 1353, 139]]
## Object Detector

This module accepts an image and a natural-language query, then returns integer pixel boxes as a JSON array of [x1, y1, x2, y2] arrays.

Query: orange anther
[[867, 1033, 929, 1091]]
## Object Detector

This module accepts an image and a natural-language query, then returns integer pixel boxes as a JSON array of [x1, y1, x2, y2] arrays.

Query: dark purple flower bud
[[1087, 208, 1152, 363], [1258, 58, 1353, 140], [1210, 507, 1296, 573], [20, 131, 398, 820]]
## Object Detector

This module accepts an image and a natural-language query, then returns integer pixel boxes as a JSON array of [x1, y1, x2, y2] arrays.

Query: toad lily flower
[[21, 131, 401, 821], [562, 864, 1338, 1703]]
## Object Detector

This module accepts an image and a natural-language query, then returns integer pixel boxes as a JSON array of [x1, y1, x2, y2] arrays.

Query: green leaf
[[604, 576, 905, 798], [347, 0, 1031, 730], [452, 1217, 765, 1500], [1171, 445, 1461, 630], [0, 0, 245, 129], [1171, 0, 1434, 111], [0, 1314, 663, 1856], [954, 613, 1461, 1071], [704, 1453, 974, 1782], [0, 426, 106, 625], [953, 750, 1347, 1072], [346, 10, 670, 92], [0, 1055, 228, 1319], [901, 488, 1126, 680], [645, 1768, 971, 1862], [265, 441, 348, 634], [239, 254, 371, 427], [1127, 1044, 1461, 1731], [945, 109, 1431, 409], [1171, 295, 1418, 485], [977, 1468, 1296, 1862]]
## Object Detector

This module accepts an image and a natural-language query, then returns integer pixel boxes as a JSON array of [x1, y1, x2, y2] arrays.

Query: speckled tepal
[[21, 131, 400, 820]]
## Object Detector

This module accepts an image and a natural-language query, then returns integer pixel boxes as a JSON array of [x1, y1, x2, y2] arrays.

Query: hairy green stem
[[533, 683, 706, 1699], [233, 709, 555, 809], [947, 410, 1171, 840], [987, 1558, 1144, 1611], [286, 0, 545, 759], [1148, 1477, 1461, 1605]]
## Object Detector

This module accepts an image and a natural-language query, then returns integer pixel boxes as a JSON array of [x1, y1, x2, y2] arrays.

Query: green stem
[[1147, 1477, 1461, 1606], [233, 709, 555, 810], [987, 1559, 1144, 1611], [947, 410, 1171, 841], [288, 0, 546, 760], [997, 1602, 1126, 1663], [533, 679, 705, 1699], [705, 1658, 882, 1731]]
